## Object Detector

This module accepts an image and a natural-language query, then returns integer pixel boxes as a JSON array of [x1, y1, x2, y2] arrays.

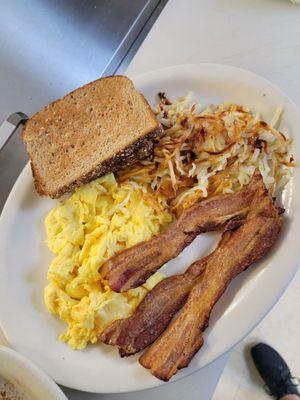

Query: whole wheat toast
[[22, 76, 162, 198]]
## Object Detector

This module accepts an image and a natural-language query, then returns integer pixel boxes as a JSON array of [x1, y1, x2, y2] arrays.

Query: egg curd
[[44, 173, 172, 349]]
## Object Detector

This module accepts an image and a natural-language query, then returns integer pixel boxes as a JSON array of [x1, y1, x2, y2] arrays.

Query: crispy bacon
[[100, 256, 208, 356], [139, 188, 282, 381], [101, 172, 265, 292], [99, 222, 246, 356]]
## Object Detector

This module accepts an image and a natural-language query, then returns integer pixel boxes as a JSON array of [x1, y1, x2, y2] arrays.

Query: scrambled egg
[[44, 173, 172, 349]]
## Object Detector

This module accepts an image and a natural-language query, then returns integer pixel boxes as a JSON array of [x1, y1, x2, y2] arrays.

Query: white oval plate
[[0, 64, 299, 393]]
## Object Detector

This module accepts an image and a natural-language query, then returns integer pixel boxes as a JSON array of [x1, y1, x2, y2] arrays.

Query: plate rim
[[0, 63, 299, 393]]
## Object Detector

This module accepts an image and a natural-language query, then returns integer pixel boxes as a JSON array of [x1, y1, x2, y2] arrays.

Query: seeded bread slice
[[22, 75, 162, 198]]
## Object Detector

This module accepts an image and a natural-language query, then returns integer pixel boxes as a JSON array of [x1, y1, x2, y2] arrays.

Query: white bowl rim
[[0, 345, 67, 400]]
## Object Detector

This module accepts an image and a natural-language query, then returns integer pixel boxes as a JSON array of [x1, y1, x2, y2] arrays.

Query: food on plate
[[22, 76, 162, 198], [0, 375, 31, 400], [118, 92, 293, 214], [100, 173, 267, 355], [101, 171, 264, 292], [44, 173, 171, 349], [40, 84, 293, 381], [140, 184, 283, 381]]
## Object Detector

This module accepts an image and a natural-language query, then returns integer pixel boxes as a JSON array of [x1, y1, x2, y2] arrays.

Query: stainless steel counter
[[0, 0, 166, 210]]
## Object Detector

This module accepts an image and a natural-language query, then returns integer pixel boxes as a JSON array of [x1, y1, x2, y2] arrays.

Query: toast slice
[[22, 76, 162, 198]]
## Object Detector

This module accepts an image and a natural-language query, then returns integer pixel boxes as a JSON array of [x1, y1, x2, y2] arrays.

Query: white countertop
[[213, 270, 300, 399], [1, 1, 300, 399], [127, 0, 300, 108]]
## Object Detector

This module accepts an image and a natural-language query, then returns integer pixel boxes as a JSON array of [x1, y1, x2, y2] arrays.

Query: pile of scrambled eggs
[[44, 174, 172, 349]]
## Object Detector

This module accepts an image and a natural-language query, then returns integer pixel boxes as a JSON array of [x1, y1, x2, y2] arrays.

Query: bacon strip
[[100, 174, 274, 356], [101, 172, 265, 292], [139, 189, 282, 381], [100, 256, 208, 356]]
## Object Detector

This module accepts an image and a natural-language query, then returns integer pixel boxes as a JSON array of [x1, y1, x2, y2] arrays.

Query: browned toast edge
[[29, 125, 162, 198], [22, 75, 162, 198]]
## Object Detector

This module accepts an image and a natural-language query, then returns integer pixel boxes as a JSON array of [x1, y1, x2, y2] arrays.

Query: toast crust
[[32, 126, 162, 198], [22, 76, 162, 198]]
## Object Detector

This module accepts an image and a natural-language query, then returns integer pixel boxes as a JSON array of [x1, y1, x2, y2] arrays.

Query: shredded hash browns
[[118, 92, 293, 214]]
